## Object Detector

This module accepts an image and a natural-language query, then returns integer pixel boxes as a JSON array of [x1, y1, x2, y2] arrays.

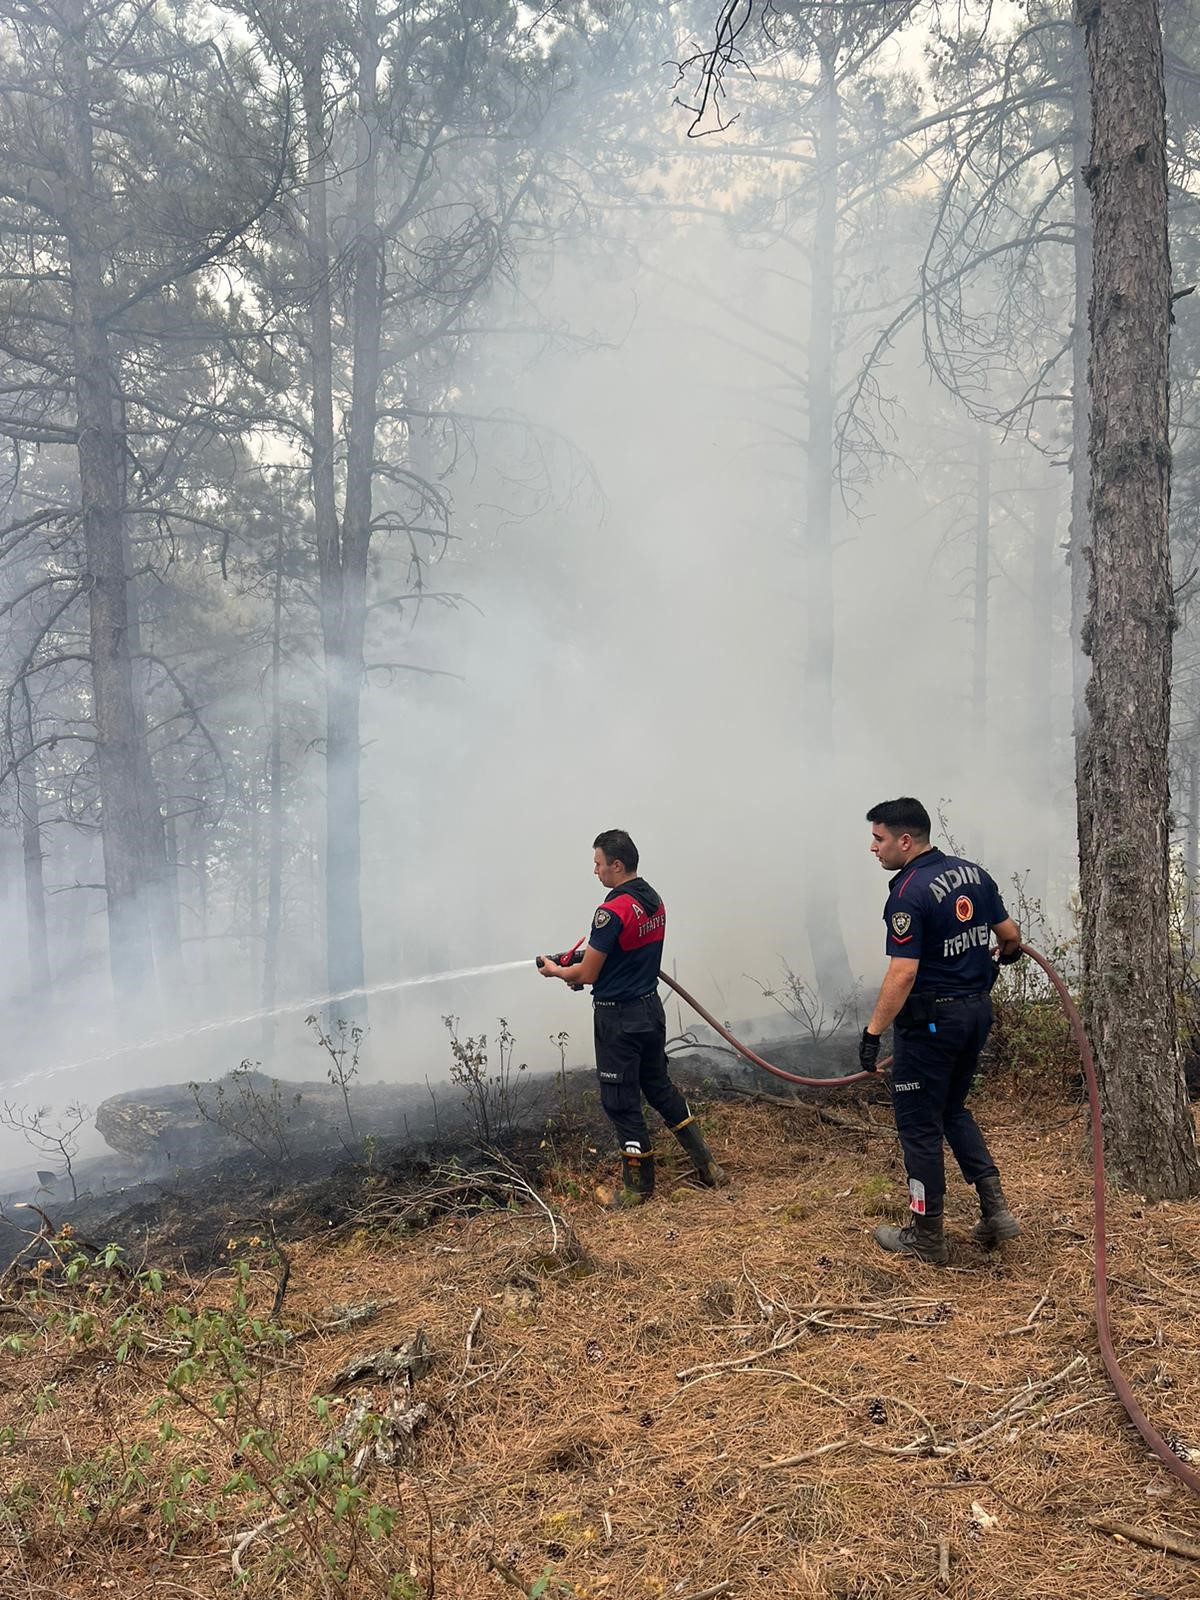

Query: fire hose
[[657, 947, 1200, 1498]]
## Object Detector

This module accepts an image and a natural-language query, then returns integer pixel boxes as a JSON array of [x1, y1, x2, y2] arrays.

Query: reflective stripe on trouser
[[890, 995, 999, 1211], [593, 991, 689, 1152]]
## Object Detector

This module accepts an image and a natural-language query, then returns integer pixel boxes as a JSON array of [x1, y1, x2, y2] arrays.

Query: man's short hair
[[594, 829, 639, 873], [865, 797, 931, 840]]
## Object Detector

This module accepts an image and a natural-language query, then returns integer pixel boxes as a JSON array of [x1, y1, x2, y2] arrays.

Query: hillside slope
[[3, 1090, 1200, 1599]]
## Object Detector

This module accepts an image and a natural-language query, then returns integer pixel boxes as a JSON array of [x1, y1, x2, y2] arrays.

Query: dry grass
[[3, 1086, 1200, 1600]]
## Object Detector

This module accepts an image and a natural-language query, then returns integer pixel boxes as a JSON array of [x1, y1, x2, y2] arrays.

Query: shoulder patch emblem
[[593, 908, 611, 929], [891, 912, 911, 936], [955, 895, 973, 923]]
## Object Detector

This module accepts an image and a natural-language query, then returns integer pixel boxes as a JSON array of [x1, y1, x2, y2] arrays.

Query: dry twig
[[735, 1502, 786, 1537], [936, 1537, 951, 1590], [1002, 1291, 1048, 1336], [1089, 1518, 1200, 1561], [768, 1355, 1092, 1466]]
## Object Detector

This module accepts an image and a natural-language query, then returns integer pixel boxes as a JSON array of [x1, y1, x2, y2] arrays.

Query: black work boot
[[873, 1208, 948, 1265], [972, 1174, 1021, 1246], [671, 1114, 728, 1188], [612, 1147, 655, 1208]]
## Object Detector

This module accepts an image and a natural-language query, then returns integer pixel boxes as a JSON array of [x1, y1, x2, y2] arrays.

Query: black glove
[[859, 1028, 881, 1072], [997, 946, 1024, 965]]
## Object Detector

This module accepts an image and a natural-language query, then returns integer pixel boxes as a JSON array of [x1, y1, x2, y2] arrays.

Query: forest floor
[[3, 1078, 1200, 1600]]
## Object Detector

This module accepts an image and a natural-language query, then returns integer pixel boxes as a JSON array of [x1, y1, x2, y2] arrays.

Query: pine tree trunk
[[302, 41, 354, 1012], [17, 776, 51, 995], [1186, 732, 1200, 888], [325, 3, 384, 1018], [61, 0, 158, 1002], [194, 822, 212, 990], [248, 772, 261, 958], [1070, 40, 1093, 747], [262, 507, 285, 1045], [20, 803, 50, 993], [17, 680, 51, 992], [124, 565, 182, 991], [972, 427, 991, 852], [1077, 0, 1199, 1198], [803, 44, 853, 1003], [1029, 472, 1057, 904], [1071, 43, 1096, 938]]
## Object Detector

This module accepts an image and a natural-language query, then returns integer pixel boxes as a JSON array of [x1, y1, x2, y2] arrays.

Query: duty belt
[[593, 991, 658, 1008], [933, 992, 988, 1005]]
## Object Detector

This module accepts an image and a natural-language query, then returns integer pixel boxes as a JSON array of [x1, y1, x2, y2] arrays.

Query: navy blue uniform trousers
[[593, 992, 689, 1152], [890, 995, 999, 1213]]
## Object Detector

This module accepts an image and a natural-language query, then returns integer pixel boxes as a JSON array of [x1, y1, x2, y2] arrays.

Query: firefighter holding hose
[[537, 829, 726, 1205], [858, 797, 1024, 1264]]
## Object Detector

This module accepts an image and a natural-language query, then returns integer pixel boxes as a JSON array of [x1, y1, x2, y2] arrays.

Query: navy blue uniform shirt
[[883, 848, 1008, 995], [587, 878, 665, 1001]]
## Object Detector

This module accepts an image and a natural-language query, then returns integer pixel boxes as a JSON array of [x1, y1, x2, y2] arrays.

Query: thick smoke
[[0, 8, 1080, 1182]]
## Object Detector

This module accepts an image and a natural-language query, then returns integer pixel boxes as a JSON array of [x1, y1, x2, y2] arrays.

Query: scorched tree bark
[[1077, 0, 1200, 1199]]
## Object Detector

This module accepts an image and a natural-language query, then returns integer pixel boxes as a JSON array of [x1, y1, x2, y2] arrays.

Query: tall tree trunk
[[1071, 36, 1096, 944], [803, 43, 853, 1003], [20, 802, 50, 993], [17, 685, 50, 993], [302, 41, 345, 1007], [1078, 0, 1199, 1198], [61, 0, 157, 1003], [972, 427, 991, 849], [1186, 729, 1200, 888], [262, 504, 285, 1045], [59, 832, 98, 974], [302, 40, 339, 624], [1070, 40, 1093, 745], [247, 772, 261, 962], [124, 557, 182, 993], [161, 808, 181, 990], [1029, 471, 1057, 904], [303, 33, 376, 1017], [325, 3, 384, 1017], [194, 821, 213, 990]]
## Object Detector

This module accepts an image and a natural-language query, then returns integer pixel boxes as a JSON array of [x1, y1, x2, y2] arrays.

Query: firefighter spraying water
[[536, 828, 725, 1204], [535, 814, 1200, 1500]]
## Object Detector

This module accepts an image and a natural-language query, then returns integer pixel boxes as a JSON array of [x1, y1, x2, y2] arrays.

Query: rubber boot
[[671, 1114, 727, 1188], [971, 1174, 1021, 1246], [612, 1146, 655, 1208], [873, 1207, 948, 1266]]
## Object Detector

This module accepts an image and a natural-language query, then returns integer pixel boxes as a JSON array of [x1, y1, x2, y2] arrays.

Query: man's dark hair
[[865, 797, 931, 840], [594, 829, 639, 873]]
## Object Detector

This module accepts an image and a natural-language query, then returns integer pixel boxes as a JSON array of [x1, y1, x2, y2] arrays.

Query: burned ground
[[2, 1081, 1200, 1600]]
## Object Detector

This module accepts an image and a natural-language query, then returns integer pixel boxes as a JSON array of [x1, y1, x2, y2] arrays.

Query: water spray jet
[[11, 959, 531, 1094]]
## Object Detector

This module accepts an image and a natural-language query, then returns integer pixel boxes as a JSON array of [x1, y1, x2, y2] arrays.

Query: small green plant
[[858, 1174, 893, 1217], [442, 1015, 529, 1144], [189, 1062, 302, 1167], [530, 1567, 574, 1597], [488, 1554, 574, 1597], [14, 1238, 430, 1591], [387, 1578, 425, 1600], [306, 1013, 364, 1144]]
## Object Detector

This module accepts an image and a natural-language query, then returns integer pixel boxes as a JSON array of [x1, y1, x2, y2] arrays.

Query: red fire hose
[[661, 948, 1200, 1498], [660, 970, 873, 1087]]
